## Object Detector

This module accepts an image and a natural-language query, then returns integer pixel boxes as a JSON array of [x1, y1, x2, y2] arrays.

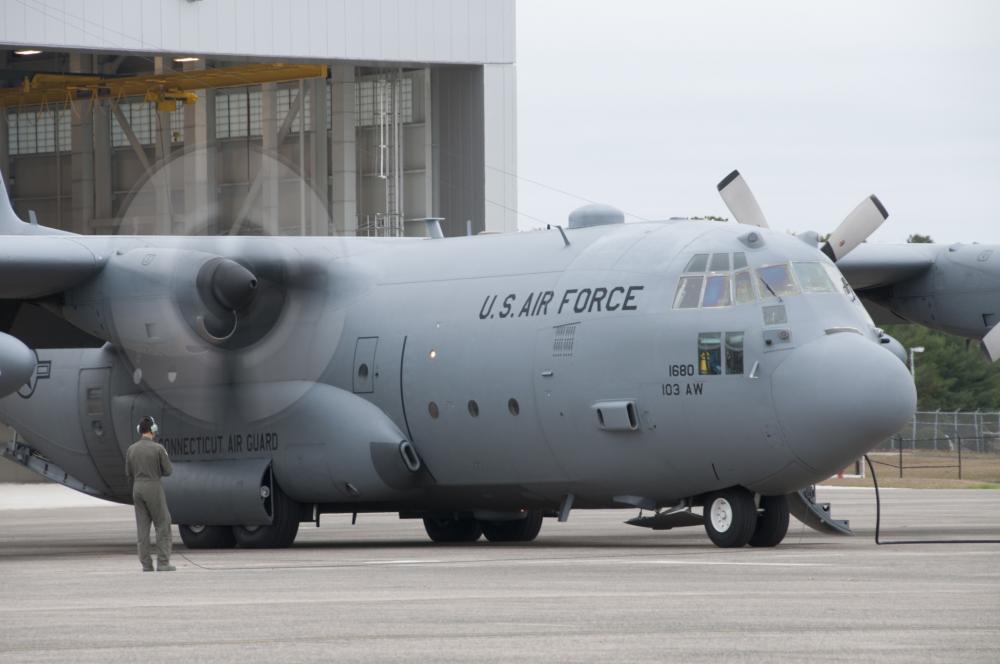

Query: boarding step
[[787, 485, 853, 536]]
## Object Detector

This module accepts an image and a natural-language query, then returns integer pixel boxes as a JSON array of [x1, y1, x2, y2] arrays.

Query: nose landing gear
[[703, 487, 758, 547], [748, 495, 790, 548], [703, 487, 790, 548]]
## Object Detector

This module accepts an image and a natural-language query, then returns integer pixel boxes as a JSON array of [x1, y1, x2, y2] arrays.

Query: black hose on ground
[[863, 454, 1000, 545]]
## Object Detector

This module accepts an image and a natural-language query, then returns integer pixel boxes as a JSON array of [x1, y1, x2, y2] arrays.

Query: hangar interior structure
[[0, 0, 518, 238]]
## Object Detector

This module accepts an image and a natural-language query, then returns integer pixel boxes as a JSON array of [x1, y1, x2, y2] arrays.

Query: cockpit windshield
[[756, 264, 800, 299], [672, 255, 849, 310], [793, 262, 836, 293]]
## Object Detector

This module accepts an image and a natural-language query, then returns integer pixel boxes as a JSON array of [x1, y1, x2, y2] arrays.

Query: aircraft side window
[[733, 269, 756, 305], [702, 275, 732, 308], [733, 252, 748, 270], [756, 263, 800, 299], [793, 262, 836, 293], [725, 332, 744, 375], [673, 275, 704, 309], [698, 333, 722, 375], [709, 253, 730, 271], [684, 254, 709, 272]]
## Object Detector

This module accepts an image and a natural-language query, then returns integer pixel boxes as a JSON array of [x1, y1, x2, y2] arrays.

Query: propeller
[[819, 195, 888, 263], [716, 169, 889, 262], [716, 170, 769, 228], [982, 324, 1000, 363], [111, 145, 348, 426]]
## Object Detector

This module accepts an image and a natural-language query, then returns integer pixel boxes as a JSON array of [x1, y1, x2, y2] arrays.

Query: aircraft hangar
[[0, 0, 518, 238]]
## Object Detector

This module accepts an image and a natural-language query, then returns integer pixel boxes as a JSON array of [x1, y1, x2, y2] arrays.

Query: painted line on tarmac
[[630, 559, 822, 567]]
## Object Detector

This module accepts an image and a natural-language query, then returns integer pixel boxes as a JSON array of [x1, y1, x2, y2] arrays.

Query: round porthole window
[[357, 363, 369, 378], [428, 401, 439, 419], [468, 400, 479, 417], [508, 398, 520, 416]]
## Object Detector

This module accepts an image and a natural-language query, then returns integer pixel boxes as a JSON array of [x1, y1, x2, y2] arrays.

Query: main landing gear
[[422, 511, 545, 544], [703, 487, 789, 548], [178, 483, 301, 550]]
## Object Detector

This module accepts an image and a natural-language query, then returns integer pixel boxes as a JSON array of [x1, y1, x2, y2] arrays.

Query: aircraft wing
[[0, 235, 106, 299], [835, 243, 936, 291]]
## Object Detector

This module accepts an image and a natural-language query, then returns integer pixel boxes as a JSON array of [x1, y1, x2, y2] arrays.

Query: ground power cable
[[863, 454, 1000, 545]]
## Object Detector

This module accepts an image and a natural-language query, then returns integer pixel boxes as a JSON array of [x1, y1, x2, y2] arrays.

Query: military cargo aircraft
[[0, 167, 990, 549]]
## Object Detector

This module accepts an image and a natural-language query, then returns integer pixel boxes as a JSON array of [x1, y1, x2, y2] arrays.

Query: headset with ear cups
[[136, 416, 159, 437]]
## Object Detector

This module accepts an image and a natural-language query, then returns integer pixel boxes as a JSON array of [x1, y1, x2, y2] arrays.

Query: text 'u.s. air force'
[[479, 286, 643, 320]]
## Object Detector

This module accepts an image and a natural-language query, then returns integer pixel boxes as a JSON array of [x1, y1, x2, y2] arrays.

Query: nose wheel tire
[[423, 517, 482, 543], [704, 487, 758, 548], [179, 524, 236, 549], [748, 494, 790, 547], [232, 483, 300, 548], [481, 511, 544, 542]]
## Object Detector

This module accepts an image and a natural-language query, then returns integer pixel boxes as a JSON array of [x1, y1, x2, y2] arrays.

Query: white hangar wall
[[0, 0, 517, 236], [0, 0, 515, 65]]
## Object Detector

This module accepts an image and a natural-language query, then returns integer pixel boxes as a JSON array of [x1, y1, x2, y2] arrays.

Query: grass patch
[[822, 451, 1000, 489]]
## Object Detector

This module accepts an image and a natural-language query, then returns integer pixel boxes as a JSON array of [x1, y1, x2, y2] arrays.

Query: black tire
[[703, 487, 758, 548], [481, 511, 544, 542], [179, 524, 236, 549], [233, 484, 300, 549], [748, 495, 790, 548], [423, 516, 482, 543]]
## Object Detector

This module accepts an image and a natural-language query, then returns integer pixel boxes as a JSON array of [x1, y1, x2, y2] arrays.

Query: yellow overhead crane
[[0, 63, 328, 111]]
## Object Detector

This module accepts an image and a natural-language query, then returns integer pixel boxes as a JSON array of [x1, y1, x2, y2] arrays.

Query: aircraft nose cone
[[771, 332, 916, 475]]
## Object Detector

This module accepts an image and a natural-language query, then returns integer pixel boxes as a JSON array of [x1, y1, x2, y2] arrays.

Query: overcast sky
[[515, 0, 1000, 243]]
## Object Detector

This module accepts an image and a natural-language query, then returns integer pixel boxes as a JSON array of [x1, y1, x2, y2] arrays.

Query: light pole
[[909, 346, 925, 380]]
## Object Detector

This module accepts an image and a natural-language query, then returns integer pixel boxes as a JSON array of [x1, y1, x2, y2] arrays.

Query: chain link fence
[[881, 410, 1000, 454], [867, 411, 1000, 481]]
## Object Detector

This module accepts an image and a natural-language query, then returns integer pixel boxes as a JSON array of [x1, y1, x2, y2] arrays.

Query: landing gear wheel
[[232, 484, 300, 549], [748, 495, 790, 548], [703, 487, 758, 548], [481, 511, 544, 542], [179, 524, 236, 549], [423, 516, 482, 543]]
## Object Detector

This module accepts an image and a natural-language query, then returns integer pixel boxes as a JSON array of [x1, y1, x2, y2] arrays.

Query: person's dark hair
[[139, 416, 156, 435]]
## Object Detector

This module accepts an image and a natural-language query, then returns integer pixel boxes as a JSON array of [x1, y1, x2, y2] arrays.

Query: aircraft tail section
[[0, 169, 69, 235]]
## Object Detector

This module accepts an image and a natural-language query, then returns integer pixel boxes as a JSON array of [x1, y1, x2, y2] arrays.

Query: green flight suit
[[125, 437, 174, 570]]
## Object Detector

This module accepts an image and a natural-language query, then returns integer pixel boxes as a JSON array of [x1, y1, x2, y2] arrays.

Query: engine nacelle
[[64, 247, 258, 356], [864, 244, 1000, 340]]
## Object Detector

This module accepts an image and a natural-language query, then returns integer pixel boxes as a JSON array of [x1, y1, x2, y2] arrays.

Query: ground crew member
[[125, 416, 175, 572]]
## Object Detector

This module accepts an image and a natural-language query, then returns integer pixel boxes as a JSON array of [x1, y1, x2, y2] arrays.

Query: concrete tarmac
[[1, 485, 999, 663]]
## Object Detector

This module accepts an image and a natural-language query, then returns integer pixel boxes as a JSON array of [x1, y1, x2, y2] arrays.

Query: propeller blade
[[717, 170, 769, 228], [982, 324, 1000, 363], [820, 195, 888, 262]]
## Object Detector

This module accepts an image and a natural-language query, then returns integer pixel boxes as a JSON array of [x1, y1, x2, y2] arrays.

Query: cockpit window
[[702, 275, 732, 307], [709, 253, 730, 271], [725, 332, 744, 375], [698, 333, 722, 375], [733, 252, 748, 269], [794, 262, 836, 293], [673, 276, 704, 309], [756, 264, 800, 299], [685, 254, 709, 272], [733, 269, 756, 305]]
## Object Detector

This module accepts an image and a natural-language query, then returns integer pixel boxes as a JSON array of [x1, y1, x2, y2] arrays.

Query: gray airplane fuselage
[[0, 220, 915, 515]]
